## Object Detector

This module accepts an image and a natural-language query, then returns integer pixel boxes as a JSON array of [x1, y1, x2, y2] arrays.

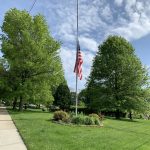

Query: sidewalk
[[0, 106, 27, 150]]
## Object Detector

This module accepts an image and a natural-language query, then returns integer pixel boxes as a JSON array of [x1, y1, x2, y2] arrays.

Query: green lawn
[[9, 109, 150, 150]]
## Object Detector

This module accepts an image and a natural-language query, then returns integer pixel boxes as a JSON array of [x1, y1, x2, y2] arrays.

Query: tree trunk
[[114, 71, 120, 120], [129, 112, 132, 120], [19, 96, 23, 111], [24, 103, 27, 110], [12, 97, 17, 110], [115, 109, 120, 119], [37, 104, 40, 109]]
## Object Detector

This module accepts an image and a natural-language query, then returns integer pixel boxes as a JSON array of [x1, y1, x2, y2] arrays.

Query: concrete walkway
[[0, 106, 27, 150]]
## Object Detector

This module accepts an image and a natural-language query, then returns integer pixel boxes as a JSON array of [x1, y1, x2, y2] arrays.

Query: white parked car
[[28, 104, 37, 108]]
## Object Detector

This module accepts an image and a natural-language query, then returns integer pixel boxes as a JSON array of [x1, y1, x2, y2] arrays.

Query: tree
[[54, 83, 71, 110], [87, 35, 149, 119], [78, 89, 88, 106], [70, 91, 76, 105], [1, 8, 64, 110], [0, 58, 10, 100]]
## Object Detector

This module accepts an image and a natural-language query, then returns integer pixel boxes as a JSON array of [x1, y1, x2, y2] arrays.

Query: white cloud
[[110, 1, 150, 41], [1, 0, 150, 90], [125, 0, 136, 9], [60, 46, 94, 90], [41, 0, 150, 90], [111, 20, 150, 41], [114, 0, 123, 6], [136, 2, 144, 11], [79, 37, 98, 52], [101, 4, 112, 21]]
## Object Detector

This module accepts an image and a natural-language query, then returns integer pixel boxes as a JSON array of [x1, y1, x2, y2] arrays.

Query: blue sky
[[0, 0, 150, 91]]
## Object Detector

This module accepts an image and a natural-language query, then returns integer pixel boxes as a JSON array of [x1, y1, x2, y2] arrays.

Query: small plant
[[84, 116, 95, 125], [93, 118, 101, 126], [53, 111, 102, 126], [69, 111, 76, 118], [98, 113, 104, 121], [71, 115, 85, 125], [53, 110, 70, 123], [89, 113, 102, 125], [71, 115, 101, 126], [89, 113, 100, 119]]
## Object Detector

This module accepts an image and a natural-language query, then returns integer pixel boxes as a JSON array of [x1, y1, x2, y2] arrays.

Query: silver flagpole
[[75, 0, 79, 116]]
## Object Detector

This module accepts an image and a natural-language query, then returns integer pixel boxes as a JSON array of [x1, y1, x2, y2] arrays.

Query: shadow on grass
[[134, 139, 150, 149], [105, 116, 140, 123], [7, 108, 50, 115], [105, 125, 150, 136]]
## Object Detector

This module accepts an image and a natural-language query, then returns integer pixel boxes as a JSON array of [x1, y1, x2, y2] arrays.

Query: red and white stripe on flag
[[74, 41, 83, 80]]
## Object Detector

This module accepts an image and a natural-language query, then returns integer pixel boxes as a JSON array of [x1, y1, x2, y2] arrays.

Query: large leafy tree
[[87, 36, 149, 118], [0, 8, 64, 110], [54, 83, 71, 110]]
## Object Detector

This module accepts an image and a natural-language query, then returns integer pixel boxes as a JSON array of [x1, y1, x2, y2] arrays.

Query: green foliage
[[71, 115, 85, 125], [94, 117, 101, 125], [54, 83, 71, 110], [89, 113, 100, 119], [89, 113, 102, 125], [71, 115, 101, 125], [0, 8, 65, 110], [78, 89, 88, 106], [88, 114, 101, 125], [53, 110, 70, 123], [87, 35, 149, 116], [0, 58, 12, 100], [84, 116, 95, 125], [78, 101, 86, 107]]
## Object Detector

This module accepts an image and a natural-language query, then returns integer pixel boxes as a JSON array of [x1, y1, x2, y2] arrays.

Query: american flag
[[74, 40, 83, 80]]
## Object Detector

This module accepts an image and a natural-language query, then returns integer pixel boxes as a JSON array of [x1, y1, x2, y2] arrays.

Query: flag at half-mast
[[74, 40, 83, 80]]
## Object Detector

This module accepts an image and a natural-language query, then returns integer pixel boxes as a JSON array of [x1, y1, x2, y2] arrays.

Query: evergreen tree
[[54, 83, 71, 110]]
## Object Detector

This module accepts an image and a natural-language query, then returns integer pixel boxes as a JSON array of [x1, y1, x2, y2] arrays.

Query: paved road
[[0, 106, 27, 150]]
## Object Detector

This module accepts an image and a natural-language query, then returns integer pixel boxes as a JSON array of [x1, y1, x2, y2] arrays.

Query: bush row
[[53, 111, 103, 126], [71, 115, 101, 125]]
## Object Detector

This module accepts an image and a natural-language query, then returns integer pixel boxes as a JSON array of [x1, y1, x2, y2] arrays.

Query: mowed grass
[[9, 109, 150, 150]]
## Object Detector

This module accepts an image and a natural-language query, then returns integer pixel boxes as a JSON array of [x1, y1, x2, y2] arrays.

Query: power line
[[29, 0, 37, 13]]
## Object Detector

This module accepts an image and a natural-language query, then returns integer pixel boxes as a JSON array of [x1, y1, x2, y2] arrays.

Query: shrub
[[69, 111, 76, 118], [89, 113, 102, 125], [71, 116, 99, 125], [71, 116, 85, 125], [89, 113, 100, 119], [84, 116, 95, 125], [42, 107, 46, 111], [93, 117, 101, 125], [53, 110, 70, 123], [53, 84, 71, 110], [98, 113, 104, 121]]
